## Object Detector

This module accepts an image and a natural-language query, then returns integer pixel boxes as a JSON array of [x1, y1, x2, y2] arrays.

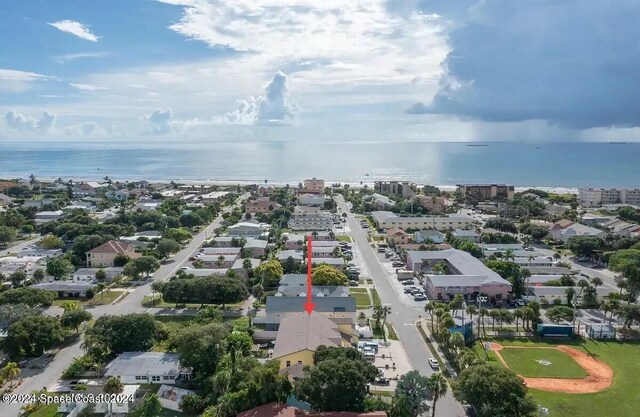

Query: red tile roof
[[86, 240, 135, 255]]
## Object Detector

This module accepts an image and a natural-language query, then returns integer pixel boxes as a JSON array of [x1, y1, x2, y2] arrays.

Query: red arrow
[[304, 235, 315, 315]]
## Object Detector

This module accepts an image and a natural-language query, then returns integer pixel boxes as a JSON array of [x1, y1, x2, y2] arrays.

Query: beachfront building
[[371, 211, 474, 231], [374, 181, 417, 199], [578, 187, 640, 207], [299, 178, 325, 195], [406, 249, 512, 301], [367, 193, 395, 209], [288, 212, 333, 231], [456, 184, 515, 201]]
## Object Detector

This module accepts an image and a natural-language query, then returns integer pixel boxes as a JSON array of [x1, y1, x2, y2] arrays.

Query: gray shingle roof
[[104, 352, 183, 377], [272, 313, 343, 358]]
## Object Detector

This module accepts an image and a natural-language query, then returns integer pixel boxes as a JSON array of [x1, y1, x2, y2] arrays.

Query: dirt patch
[[491, 342, 613, 394]]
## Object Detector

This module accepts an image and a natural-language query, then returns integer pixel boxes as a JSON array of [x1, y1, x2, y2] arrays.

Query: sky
[[1, 0, 639, 142]]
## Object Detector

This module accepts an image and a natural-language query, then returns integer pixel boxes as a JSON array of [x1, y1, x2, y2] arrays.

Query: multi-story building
[[456, 184, 515, 201], [86, 240, 139, 267], [288, 212, 333, 231], [299, 177, 325, 195], [371, 211, 474, 231], [245, 197, 281, 214], [578, 188, 640, 207], [374, 181, 417, 199]]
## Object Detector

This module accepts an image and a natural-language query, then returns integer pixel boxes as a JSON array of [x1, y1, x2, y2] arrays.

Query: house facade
[[86, 240, 138, 267], [104, 352, 189, 384]]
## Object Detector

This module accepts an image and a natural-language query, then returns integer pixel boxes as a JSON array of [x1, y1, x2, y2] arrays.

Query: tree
[[10, 271, 27, 287], [0, 288, 54, 307], [170, 322, 229, 379], [156, 239, 182, 257], [85, 314, 161, 358], [609, 249, 640, 303], [546, 305, 575, 324], [46, 256, 74, 279], [565, 287, 576, 307], [124, 256, 160, 279], [253, 259, 284, 287], [62, 309, 92, 334], [427, 372, 448, 417], [131, 393, 162, 417], [163, 227, 192, 243], [33, 268, 45, 283], [227, 331, 253, 357], [453, 363, 536, 417], [295, 354, 377, 412], [1, 362, 21, 388], [312, 264, 348, 286], [113, 253, 131, 267], [156, 276, 247, 306], [394, 370, 431, 417], [484, 218, 517, 233], [6, 315, 65, 357], [95, 268, 107, 282], [389, 394, 413, 417], [0, 226, 18, 245], [373, 305, 392, 342], [180, 393, 207, 415], [180, 213, 204, 228], [567, 235, 604, 257], [39, 234, 64, 249], [104, 376, 124, 417]]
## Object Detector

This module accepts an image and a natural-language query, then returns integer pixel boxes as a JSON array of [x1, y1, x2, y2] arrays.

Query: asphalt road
[[335, 195, 467, 417], [0, 236, 42, 257], [0, 194, 247, 417]]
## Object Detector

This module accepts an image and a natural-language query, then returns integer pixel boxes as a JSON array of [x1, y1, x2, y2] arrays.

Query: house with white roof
[[104, 352, 190, 384], [549, 220, 607, 242], [414, 229, 445, 244], [452, 229, 481, 243]]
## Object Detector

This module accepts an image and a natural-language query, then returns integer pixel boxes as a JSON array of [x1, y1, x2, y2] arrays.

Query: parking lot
[[358, 339, 412, 392], [370, 243, 427, 309]]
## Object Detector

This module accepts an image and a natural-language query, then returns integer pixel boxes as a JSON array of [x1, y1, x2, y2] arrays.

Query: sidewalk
[[417, 319, 458, 378]]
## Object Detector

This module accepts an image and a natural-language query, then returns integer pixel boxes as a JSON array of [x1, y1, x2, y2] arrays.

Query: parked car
[[392, 261, 405, 268], [377, 247, 386, 253], [413, 294, 427, 301], [515, 298, 526, 307], [374, 376, 390, 385], [403, 287, 414, 294], [428, 358, 439, 369], [401, 280, 414, 286], [348, 280, 359, 286]]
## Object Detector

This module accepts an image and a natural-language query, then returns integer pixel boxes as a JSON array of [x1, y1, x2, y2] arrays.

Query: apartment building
[[374, 181, 417, 198], [371, 211, 474, 231], [456, 184, 515, 201], [578, 188, 640, 207], [299, 177, 325, 195]]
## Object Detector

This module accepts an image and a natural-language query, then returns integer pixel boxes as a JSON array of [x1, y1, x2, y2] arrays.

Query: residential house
[[106, 189, 130, 201], [278, 250, 304, 264], [310, 240, 340, 248], [243, 239, 269, 258], [30, 281, 96, 298], [246, 197, 282, 214], [413, 229, 445, 244], [308, 258, 345, 270], [177, 184, 215, 194], [456, 184, 515, 201], [367, 193, 395, 209], [228, 222, 267, 238], [272, 312, 356, 369], [211, 236, 235, 247], [0, 193, 14, 207], [548, 220, 607, 242], [386, 228, 409, 244], [0, 181, 17, 193], [309, 245, 340, 258], [198, 254, 238, 268], [34, 210, 64, 223], [406, 249, 512, 300], [264, 275, 356, 331], [546, 204, 568, 217], [23, 198, 55, 209], [72, 267, 124, 283], [283, 233, 306, 250], [452, 229, 481, 243], [58, 385, 141, 416], [104, 352, 190, 384], [201, 247, 242, 257], [200, 191, 230, 202], [602, 219, 640, 238], [415, 195, 447, 212], [257, 185, 275, 196], [371, 211, 474, 231], [231, 258, 261, 278], [135, 199, 163, 211], [157, 384, 197, 412], [86, 240, 139, 267], [298, 194, 326, 207]]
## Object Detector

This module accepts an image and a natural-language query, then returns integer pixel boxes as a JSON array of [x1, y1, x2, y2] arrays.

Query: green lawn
[[474, 339, 640, 417], [337, 235, 352, 242], [52, 290, 126, 307], [499, 347, 587, 379], [371, 288, 381, 306], [349, 288, 371, 308], [27, 404, 60, 417], [141, 295, 244, 309]]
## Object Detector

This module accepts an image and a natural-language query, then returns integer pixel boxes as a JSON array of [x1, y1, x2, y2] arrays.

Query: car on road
[[401, 280, 414, 286], [392, 261, 404, 268], [377, 247, 386, 253], [374, 376, 390, 385], [348, 280, 359, 286], [413, 294, 427, 301], [428, 358, 439, 369], [180, 266, 190, 271], [579, 273, 590, 278]]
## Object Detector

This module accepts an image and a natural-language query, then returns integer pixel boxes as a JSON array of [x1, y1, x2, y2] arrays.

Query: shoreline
[[0, 174, 579, 194]]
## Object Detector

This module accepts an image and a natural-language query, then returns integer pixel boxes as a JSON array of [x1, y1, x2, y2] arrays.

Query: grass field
[[499, 347, 588, 378], [475, 338, 640, 417], [349, 288, 371, 308], [52, 290, 126, 307], [371, 288, 381, 306], [337, 235, 352, 242]]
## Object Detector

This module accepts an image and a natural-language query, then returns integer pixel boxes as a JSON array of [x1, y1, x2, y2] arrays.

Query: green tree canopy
[[170, 322, 230, 379], [394, 370, 431, 417], [0, 287, 54, 307], [253, 259, 284, 287], [546, 305, 575, 323], [46, 256, 74, 279], [6, 315, 65, 357], [38, 234, 64, 249], [312, 264, 348, 286], [155, 239, 182, 257], [567, 235, 605, 257], [85, 314, 161, 358]]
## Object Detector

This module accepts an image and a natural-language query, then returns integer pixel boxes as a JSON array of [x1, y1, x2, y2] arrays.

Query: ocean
[[1, 140, 639, 188]]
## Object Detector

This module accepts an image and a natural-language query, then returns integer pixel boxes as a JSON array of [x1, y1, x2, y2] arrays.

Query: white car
[[428, 358, 439, 369]]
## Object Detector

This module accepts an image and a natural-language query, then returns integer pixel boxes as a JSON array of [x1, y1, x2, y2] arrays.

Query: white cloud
[[52, 51, 109, 64], [70, 83, 108, 91], [221, 71, 296, 125], [65, 121, 105, 136], [48, 20, 100, 42], [146, 108, 173, 134], [4, 110, 56, 133], [0, 69, 50, 82]]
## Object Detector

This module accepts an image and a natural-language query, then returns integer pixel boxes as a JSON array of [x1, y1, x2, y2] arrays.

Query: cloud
[[4, 110, 56, 133], [405, 102, 428, 114], [70, 83, 108, 91], [146, 108, 173, 134], [65, 121, 104, 136], [0, 69, 50, 82], [426, 0, 640, 129], [52, 51, 110, 64], [48, 20, 100, 42], [221, 71, 296, 125]]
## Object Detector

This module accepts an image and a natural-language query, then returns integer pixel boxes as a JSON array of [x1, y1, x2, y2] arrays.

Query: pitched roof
[[86, 240, 134, 255], [272, 312, 343, 358]]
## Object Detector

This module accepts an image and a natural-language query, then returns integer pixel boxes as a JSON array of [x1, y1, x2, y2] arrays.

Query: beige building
[[245, 197, 281, 214], [86, 240, 139, 267], [578, 188, 640, 207], [374, 181, 417, 198], [300, 177, 325, 195], [456, 184, 515, 201]]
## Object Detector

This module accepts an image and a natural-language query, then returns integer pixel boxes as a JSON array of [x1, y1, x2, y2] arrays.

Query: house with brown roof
[[272, 312, 356, 370], [246, 197, 282, 214], [238, 403, 387, 417], [386, 228, 409, 244], [86, 240, 139, 267]]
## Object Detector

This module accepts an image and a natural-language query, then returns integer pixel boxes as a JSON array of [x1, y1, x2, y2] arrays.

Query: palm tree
[[424, 302, 436, 333], [488, 309, 498, 332], [591, 277, 603, 289], [432, 262, 446, 275], [427, 372, 448, 417], [104, 376, 124, 416], [521, 268, 532, 288], [216, 255, 225, 268], [1, 362, 21, 388], [373, 305, 392, 343], [514, 308, 523, 332], [503, 249, 516, 262], [466, 305, 478, 325], [553, 252, 562, 261], [478, 307, 488, 337], [60, 300, 80, 312]]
